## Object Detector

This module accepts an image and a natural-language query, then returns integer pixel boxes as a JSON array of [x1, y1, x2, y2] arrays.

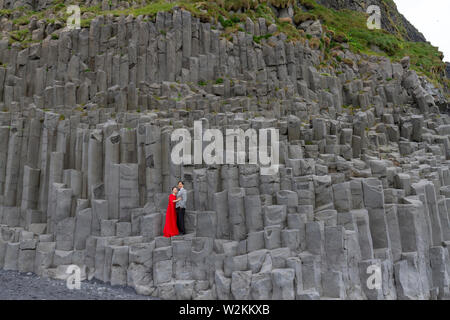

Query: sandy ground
[[0, 270, 156, 300]]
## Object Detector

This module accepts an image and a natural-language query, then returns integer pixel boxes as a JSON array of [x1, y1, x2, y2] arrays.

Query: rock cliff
[[0, 1, 449, 300]]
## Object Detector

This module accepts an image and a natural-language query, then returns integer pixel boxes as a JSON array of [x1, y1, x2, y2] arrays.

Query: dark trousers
[[176, 207, 185, 234]]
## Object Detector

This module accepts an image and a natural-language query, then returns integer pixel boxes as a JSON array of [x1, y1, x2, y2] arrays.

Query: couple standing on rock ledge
[[163, 181, 187, 237]]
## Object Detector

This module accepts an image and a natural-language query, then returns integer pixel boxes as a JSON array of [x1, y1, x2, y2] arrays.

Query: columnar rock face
[[0, 6, 450, 300]]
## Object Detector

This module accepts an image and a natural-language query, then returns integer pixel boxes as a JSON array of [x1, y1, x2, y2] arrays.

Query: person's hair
[[178, 181, 184, 186], [172, 186, 178, 192]]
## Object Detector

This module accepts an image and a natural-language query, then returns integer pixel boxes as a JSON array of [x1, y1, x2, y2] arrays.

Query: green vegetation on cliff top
[[1, 0, 447, 89]]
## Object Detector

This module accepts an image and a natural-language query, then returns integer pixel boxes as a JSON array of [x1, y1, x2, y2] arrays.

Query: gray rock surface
[[0, 5, 449, 301]]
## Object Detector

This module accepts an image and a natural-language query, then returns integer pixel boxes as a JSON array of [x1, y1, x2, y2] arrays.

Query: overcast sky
[[394, 0, 450, 62]]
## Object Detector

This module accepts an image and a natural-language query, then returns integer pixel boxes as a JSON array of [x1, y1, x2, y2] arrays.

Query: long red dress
[[163, 194, 179, 237]]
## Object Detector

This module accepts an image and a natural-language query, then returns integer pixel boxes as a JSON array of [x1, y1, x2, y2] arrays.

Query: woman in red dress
[[163, 187, 180, 237]]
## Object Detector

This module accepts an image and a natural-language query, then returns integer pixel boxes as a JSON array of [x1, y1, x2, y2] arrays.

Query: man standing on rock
[[176, 181, 187, 235]]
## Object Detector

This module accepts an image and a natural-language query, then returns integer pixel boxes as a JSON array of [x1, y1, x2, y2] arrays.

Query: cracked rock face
[[0, 5, 449, 300]]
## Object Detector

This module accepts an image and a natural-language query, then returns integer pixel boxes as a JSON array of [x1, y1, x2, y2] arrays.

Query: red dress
[[163, 194, 179, 237]]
